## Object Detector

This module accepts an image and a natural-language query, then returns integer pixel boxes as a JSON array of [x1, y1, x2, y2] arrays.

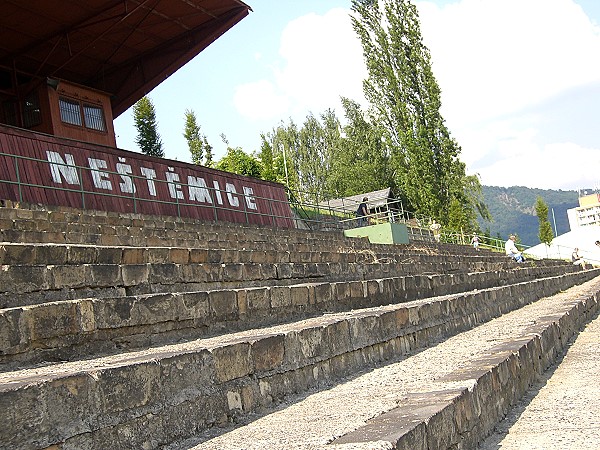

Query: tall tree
[[183, 109, 204, 165], [133, 96, 164, 158], [203, 137, 214, 168], [260, 121, 301, 193], [328, 97, 393, 197], [296, 112, 332, 204], [351, 0, 473, 224], [535, 196, 554, 246]]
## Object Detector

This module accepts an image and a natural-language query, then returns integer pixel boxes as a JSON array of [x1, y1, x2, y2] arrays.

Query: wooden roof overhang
[[0, 0, 251, 117]]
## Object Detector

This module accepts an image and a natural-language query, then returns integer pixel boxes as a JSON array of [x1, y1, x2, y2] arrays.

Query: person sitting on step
[[571, 248, 587, 270], [505, 235, 524, 263]]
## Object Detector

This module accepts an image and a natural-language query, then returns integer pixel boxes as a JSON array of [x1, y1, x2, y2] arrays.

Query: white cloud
[[419, 0, 600, 124], [233, 79, 289, 120], [476, 141, 600, 190], [276, 8, 366, 113], [417, 0, 600, 189], [234, 8, 366, 122], [232, 0, 600, 190]]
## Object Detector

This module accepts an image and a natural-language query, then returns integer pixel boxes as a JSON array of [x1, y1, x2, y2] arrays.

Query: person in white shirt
[[429, 219, 441, 243], [571, 248, 587, 270], [505, 235, 524, 262]]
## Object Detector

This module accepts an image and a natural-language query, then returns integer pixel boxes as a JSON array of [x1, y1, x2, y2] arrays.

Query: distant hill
[[478, 186, 579, 247]]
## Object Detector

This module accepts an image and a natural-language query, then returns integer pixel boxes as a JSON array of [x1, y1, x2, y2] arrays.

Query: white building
[[567, 193, 600, 229], [527, 193, 600, 265]]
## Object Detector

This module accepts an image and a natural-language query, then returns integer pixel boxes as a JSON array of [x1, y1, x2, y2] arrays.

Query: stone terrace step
[[1, 271, 597, 450], [0, 242, 509, 267], [0, 203, 363, 248], [1, 264, 587, 370], [1, 237, 557, 310], [182, 277, 600, 450], [0, 202, 497, 259]]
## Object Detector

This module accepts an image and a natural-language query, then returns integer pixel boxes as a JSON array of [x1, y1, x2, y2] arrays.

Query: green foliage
[[535, 196, 554, 246], [183, 109, 204, 165], [203, 137, 214, 168], [296, 113, 332, 203], [215, 147, 262, 178], [259, 122, 300, 191], [350, 0, 475, 227], [328, 98, 394, 197], [133, 96, 164, 158], [479, 186, 577, 246]]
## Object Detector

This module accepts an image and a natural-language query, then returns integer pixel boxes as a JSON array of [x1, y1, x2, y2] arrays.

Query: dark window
[[1, 100, 18, 126], [83, 104, 106, 131], [59, 97, 106, 132], [23, 93, 42, 128], [59, 97, 82, 126]]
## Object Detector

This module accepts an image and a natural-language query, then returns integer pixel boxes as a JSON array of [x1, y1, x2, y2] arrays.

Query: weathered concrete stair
[[1, 202, 598, 450], [190, 278, 600, 450], [0, 262, 584, 369], [1, 271, 598, 450]]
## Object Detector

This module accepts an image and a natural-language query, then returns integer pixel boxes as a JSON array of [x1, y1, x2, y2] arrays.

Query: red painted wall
[[0, 125, 294, 228]]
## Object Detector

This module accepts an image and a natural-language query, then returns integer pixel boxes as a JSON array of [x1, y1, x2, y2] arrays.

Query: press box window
[[59, 97, 82, 126], [59, 97, 106, 132], [83, 104, 106, 131]]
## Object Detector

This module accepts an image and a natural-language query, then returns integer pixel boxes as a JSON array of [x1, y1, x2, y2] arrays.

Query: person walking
[[471, 234, 480, 251], [429, 220, 442, 243]]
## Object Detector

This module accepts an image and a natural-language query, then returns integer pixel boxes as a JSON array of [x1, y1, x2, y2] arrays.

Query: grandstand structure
[[0, 1, 295, 228], [1, 2, 600, 449]]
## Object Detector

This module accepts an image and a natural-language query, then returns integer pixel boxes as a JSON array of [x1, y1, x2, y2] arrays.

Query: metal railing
[[4, 151, 581, 265], [0, 151, 296, 228], [535, 243, 600, 267]]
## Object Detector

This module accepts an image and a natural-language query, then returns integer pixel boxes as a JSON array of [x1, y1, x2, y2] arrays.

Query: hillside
[[478, 186, 579, 247]]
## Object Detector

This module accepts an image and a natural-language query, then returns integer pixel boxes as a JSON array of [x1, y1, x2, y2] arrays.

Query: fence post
[[78, 165, 86, 209], [13, 156, 23, 202]]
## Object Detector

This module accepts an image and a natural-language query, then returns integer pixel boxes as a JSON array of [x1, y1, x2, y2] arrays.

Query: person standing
[[505, 235, 524, 262], [470, 234, 480, 251], [356, 197, 369, 227], [429, 219, 442, 243]]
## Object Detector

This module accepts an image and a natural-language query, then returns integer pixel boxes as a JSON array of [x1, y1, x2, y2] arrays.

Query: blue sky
[[113, 0, 600, 191]]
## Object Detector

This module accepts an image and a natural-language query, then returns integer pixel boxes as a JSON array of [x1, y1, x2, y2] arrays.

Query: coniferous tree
[[133, 96, 164, 157], [535, 196, 554, 245], [203, 137, 214, 168], [183, 109, 204, 165]]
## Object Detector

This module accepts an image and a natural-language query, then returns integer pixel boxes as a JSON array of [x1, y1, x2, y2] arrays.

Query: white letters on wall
[[46, 151, 80, 185], [43, 151, 265, 214], [88, 158, 112, 190], [166, 167, 184, 200], [116, 158, 135, 193], [140, 167, 157, 196], [187, 176, 212, 203], [225, 183, 239, 207], [243, 186, 257, 210]]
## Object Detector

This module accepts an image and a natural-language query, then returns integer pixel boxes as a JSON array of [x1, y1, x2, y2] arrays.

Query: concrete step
[[479, 310, 600, 449], [1, 264, 587, 370], [0, 202, 499, 258], [0, 259, 522, 309], [173, 276, 600, 450], [0, 242, 509, 267], [0, 238, 558, 310], [1, 271, 597, 450]]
